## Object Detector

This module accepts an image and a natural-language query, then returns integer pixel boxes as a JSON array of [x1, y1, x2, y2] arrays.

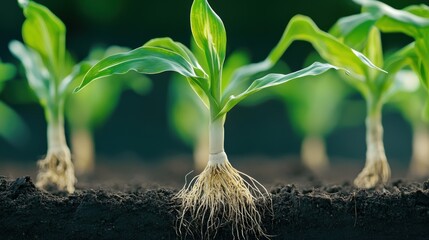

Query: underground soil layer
[[1, 176, 428, 239]]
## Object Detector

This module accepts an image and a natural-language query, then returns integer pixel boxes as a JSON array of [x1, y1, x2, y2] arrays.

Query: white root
[[175, 152, 271, 239]]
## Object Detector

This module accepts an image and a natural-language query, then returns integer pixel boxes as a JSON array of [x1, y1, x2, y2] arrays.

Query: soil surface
[[1, 157, 429, 239]]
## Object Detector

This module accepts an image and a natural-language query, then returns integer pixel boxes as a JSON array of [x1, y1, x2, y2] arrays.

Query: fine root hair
[[174, 160, 272, 239], [36, 146, 76, 193]]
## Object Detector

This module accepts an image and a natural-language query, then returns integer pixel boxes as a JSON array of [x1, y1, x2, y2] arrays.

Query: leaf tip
[[18, 0, 29, 8], [73, 86, 82, 93]]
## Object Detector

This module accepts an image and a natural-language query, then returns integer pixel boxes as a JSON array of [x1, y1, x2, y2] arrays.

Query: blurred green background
[[0, 0, 423, 164]]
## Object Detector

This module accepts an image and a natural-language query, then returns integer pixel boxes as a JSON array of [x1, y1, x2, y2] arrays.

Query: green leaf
[[9, 40, 51, 106], [191, 0, 226, 71], [218, 62, 344, 116], [354, 0, 429, 38], [20, 0, 66, 81], [0, 101, 29, 147], [191, 0, 226, 102], [0, 60, 16, 92], [329, 13, 376, 49], [267, 15, 384, 79], [75, 46, 204, 92], [59, 61, 93, 98]]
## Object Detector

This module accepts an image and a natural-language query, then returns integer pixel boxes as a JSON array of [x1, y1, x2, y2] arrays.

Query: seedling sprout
[[75, 0, 383, 238], [331, 0, 429, 188], [9, 0, 91, 193]]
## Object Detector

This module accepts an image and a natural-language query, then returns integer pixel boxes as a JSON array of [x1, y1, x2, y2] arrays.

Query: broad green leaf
[[20, 0, 66, 81], [75, 46, 204, 92], [405, 4, 429, 19], [143, 38, 210, 106], [0, 101, 28, 147], [267, 15, 383, 78], [362, 27, 384, 90], [224, 15, 383, 102], [191, 0, 226, 101], [9, 40, 51, 106], [59, 61, 93, 98], [218, 62, 343, 116], [354, 0, 429, 38], [144, 38, 206, 77], [191, 0, 226, 69], [330, 13, 376, 49], [67, 47, 152, 130], [363, 27, 383, 71]]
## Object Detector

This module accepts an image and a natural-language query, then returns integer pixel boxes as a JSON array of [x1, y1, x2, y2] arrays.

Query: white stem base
[[354, 113, 390, 188], [409, 126, 429, 178], [71, 129, 95, 176], [301, 136, 329, 174], [36, 145, 76, 193], [36, 123, 76, 193]]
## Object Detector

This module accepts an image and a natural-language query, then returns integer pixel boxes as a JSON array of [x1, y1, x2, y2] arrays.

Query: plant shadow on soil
[[1, 156, 429, 239]]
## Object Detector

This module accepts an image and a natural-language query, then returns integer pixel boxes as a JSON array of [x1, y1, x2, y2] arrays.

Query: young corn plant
[[331, 0, 429, 188], [76, 0, 380, 238], [9, 0, 90, 193], [389, 70, 429, 178], [168, 50, 250, 172], [0, 59, 28, 146], [273, 54, 352, 174], [66, 46, 151, 176]]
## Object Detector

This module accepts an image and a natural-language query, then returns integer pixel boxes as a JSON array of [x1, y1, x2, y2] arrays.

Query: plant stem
[[301, 135, 329, 174], [365, 101, 386, 166], [354, 97, 391, 188], [208, 116, 227, 166], [36, 101, 76, 193], [47, 105, 67, 151], [409, 123, 429, 178], [71, 128, 95, 175]]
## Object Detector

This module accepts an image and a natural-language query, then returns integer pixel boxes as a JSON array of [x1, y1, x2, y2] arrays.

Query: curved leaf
[[0, 60, 16, 92], [144, 37, 206, 77], [330, 13, 376, 49], [75, 46, 204, 92], [0, 101, 29, 147], [20, 0, 66, 80], [218, 62, 344, 116], [191, 0, 226, 70], [191, 0, 226, 101], [9, 40, 51, 106], [354, 0, 429, 38], [267, 15, 383, 78]]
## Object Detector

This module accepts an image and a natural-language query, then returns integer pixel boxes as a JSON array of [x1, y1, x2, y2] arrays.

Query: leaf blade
[[219, 62, 344, 116]]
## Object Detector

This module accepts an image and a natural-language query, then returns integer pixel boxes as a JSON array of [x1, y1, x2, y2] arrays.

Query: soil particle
[[1, 176, 429, 239]]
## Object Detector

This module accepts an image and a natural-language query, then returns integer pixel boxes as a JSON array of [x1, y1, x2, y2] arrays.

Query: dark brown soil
[[1, 171, 429, 240]]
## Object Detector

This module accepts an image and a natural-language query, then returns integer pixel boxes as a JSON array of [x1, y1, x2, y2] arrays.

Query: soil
[[1, 157, 429, 239]]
